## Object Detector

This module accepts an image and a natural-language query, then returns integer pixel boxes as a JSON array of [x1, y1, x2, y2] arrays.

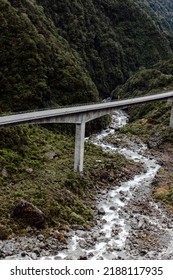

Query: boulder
[[44, 151, 57, 160], [12, 200, 45, 228], [98, 207, 106, 215], [25, 168, 33, 174]]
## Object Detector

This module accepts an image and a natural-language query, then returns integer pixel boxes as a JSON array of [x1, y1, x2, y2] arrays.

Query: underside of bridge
[[74, 101, 173, 172], [1, 92, 173, 172]]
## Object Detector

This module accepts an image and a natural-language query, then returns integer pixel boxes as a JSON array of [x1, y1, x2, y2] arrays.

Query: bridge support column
[[170, 103, 173, 127], [74, 122, 85, 172]]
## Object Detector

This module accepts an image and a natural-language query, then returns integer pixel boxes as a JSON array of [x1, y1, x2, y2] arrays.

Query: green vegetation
[[0, 0, 99, 113], [111, 58, 173, 208], [112, 59, 173, 126], [38, 0, 172, 97], [0, 0, 172, 114], [0, 125, 137, 238], [1, 0, 173, 237], [137, 0, 173, 49]]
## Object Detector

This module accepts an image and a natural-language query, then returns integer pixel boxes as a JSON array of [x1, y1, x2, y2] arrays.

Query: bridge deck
[[0, 91, 173, 127], [1, 90, 173, 172]]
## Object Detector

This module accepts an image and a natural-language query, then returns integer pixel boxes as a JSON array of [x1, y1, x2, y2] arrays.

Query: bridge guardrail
[[0, 100, 109, 117]]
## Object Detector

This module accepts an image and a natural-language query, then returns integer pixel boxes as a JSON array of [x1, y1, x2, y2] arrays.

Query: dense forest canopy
[[137, 0, 173, 32], [137, 0, 173, 48], [0, 0, 173, 113]]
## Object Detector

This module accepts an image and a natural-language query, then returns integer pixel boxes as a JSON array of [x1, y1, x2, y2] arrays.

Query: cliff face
[[0, 0, 172, 113]]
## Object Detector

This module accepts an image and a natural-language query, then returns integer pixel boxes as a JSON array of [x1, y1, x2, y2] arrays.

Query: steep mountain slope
[[0, 0, 172, 114], [111, 59, 173, 122], [0, 0, 99, 112], [37, 0, 172, 97], [137, 0, 173, 48], [137, 0, 173, 32], [111, 58, 173, 208]]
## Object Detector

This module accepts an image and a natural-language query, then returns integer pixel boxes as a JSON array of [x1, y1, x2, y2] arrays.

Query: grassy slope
[[112, 59, 173, 209], [0, 125, 140, 240]]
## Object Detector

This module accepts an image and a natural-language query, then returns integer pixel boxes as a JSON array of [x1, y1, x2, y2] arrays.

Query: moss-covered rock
[[12, 199, 45, 228]]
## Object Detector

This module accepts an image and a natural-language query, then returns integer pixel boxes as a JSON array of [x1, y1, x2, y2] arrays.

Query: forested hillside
[[0, 0, 172, 113], [137, 0, 173, 49], [0, 0, 101, 113], [137, 0, 173, 37]]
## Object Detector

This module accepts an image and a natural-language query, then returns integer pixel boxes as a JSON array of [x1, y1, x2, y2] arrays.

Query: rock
[[98, 207, 105, 215], [5, 254, 32, 260], [111, 229, 119, 236], [79, 240, 87, 249], [92, 232, 100, 240], [52, 230, 66, 242], [44, 151, 57, 160], [33, 247, 41, 255], [12, 199, 45, 228], [2, 167, 8, 178], [37, 234, 44, 241], [137, 218, 145, 229], [110, 206, 117, 211], [65, 255, 77, 260], [119, 196, 126, 202], [21, 252, 26, 257], [79, 254, 88, 260], [30, 253, 38, 260], [97, 256, 104, 260], [167, 223, 173, 229], [54, 256, 62, 260], [147, 138, 162, 149], [3, 243, 14, 255], [72, 225, 85, 230], [25, 168, 33, 173], [38, 242, 46, 249], [26, 226, 33, 233], [139, 250, 148, 256]]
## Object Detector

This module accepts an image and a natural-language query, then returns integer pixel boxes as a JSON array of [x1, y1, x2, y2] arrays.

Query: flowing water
[[43, 110, 173, 260]]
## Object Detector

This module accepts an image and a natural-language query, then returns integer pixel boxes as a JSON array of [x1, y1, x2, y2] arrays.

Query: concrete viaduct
[[1, 91, 173, 172]]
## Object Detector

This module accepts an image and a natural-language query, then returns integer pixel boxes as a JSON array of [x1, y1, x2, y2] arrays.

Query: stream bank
[[1, 110, 173, 260], [41, 110, 173, 260]]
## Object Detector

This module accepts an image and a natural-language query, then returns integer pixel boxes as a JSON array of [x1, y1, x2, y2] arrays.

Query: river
[[2, 110, 173, 260], [45, 110, 173, 260]]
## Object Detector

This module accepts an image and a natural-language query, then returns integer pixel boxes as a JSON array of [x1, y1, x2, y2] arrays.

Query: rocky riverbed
[[1, 110, 173, 260]]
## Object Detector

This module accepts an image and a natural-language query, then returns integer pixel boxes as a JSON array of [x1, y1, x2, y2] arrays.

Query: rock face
[[12, 200, 45, 228]]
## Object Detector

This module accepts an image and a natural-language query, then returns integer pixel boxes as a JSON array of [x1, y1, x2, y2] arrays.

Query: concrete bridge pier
[[170, 103, 173, 127], [74, 122, 86, 172]]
